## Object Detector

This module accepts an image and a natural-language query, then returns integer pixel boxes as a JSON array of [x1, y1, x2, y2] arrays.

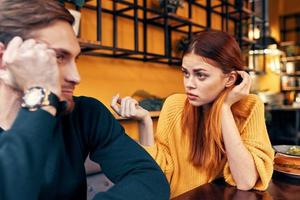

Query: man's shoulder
[[74, 96, 105, 108], [72, 96, 110, 115]]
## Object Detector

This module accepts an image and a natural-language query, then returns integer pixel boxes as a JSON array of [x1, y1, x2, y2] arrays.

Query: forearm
[[138, 115, 155, 146], [93, 170, 170, 200], [0, 109, 56, 199], [221, 105, 258, 190]]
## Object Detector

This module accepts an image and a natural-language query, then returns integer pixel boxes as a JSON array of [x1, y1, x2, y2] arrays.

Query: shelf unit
[[69, 0, 268, 71], [280, 12, 300, 42], [266, 107, 300, 145], [279, 12, 300, 104]]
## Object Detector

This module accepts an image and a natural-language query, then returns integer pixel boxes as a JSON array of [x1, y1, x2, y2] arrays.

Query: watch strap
[[43, 90, 60, 110]]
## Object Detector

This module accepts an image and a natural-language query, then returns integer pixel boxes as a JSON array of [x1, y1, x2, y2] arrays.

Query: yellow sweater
[[143, 94, 274, 198]]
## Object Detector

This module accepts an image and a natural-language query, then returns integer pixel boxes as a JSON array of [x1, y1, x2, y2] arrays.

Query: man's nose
[[65, 62, 80, 84]]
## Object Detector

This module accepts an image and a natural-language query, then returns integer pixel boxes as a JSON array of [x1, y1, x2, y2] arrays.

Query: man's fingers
[[2, 36, 23, 65], [20, 39, 36, 51], [34, 43, 48, 51]]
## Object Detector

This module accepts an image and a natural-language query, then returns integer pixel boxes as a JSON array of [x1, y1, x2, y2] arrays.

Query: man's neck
[[0, 82, 22, 130]]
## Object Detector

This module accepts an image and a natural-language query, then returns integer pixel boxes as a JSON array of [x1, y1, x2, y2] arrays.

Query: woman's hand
[[111, 94, 150, 121], [111, 94, 155, 146], [224, 71, 252, 107]]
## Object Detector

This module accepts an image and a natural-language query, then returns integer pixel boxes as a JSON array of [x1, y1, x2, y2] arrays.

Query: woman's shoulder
[[160, 93, 187, 117], [235, 94, 264, 111], [232, 94, 265, 120], [164, 93, 187, 108]]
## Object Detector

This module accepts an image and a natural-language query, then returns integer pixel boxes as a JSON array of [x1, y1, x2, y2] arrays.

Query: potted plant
[[152, 0, 184, 13]]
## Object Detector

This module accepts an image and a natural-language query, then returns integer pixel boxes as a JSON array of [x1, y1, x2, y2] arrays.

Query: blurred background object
[[132, 90, 166, 111]]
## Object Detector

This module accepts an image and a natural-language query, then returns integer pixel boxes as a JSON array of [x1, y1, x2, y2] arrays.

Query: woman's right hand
[[111, 94, 155, 146], [111, 94, 150, 121]]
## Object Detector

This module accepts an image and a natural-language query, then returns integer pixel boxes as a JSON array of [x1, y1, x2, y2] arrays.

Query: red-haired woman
[[111, 30, 274, 198]]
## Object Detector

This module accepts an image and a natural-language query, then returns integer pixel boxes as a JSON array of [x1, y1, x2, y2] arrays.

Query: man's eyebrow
[[52, 48, 81, 58], [52, 48, 71, 56]]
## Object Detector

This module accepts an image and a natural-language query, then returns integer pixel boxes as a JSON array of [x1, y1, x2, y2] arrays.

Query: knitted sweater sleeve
[[223, 96, 274, 190], [142, 94, 183, 182]]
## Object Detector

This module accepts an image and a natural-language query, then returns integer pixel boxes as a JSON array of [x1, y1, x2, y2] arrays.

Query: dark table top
[[171, 172, 300, 200]]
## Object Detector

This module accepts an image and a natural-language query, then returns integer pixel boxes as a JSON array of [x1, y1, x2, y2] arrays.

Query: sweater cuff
[[11, 108, 57, 133], [141, 144, 158, 159]]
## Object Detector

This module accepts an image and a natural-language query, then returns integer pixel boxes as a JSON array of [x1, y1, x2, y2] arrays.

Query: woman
[[111, 30, 274, 198]]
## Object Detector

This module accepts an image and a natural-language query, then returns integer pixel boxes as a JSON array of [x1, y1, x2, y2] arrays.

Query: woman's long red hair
[[181, 30, 246, 177]]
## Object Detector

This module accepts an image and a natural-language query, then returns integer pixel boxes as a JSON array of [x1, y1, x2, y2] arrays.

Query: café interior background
[[69, 0, 300, 142]]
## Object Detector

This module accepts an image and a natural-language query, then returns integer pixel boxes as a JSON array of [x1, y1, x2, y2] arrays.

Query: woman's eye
[[182, 70, 189, 78], [196, 73, 207, 80]]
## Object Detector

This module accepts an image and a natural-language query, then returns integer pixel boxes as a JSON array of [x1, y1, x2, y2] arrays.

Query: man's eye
[[56, 55, 65, 63]]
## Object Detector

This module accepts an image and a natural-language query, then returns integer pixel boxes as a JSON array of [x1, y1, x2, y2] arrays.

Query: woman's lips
[[187, 93, 198, 100]]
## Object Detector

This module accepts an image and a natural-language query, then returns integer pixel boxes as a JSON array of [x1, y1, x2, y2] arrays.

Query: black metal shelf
[[280, 72, 300, 76], [282, 87, 300, 91], [72, 0, 267, 68], [282, 56, 300, 62], [280, 12, 300, 42], [279, 13, 300, 98]]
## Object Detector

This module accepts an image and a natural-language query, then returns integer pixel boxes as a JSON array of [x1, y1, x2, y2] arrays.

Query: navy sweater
[[0, 96, 170, 200]]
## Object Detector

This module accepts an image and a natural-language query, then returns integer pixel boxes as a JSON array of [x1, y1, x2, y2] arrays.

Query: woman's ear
[[0, 42, 6, 69], [225, 71, 237, 87]]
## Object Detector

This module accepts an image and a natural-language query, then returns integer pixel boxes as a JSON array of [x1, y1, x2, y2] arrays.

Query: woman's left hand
[[224, 71, 252, 107]]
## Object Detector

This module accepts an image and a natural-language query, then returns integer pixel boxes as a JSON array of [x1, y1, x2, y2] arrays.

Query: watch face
[[23, 88, 45, 107]]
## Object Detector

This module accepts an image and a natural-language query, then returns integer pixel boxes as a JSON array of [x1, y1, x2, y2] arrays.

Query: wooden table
[[171, 172, 300, 200]]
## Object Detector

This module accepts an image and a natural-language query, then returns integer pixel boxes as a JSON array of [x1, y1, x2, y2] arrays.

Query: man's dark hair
[[0, 0, 74, 45]]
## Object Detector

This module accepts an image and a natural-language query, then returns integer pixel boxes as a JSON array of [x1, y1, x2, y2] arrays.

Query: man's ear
[[0, 42, 5, 69], [225, 71, 237, 87]]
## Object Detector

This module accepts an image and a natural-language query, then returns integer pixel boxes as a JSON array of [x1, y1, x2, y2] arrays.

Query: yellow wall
[[74, 1, 297, 137], [73, 1, 187, 138]]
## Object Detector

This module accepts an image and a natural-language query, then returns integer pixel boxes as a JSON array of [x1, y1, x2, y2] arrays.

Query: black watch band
[[47, 91, 60, 109]]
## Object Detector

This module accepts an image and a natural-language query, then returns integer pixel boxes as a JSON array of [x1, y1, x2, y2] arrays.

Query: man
[[0, 0, 170, 199]]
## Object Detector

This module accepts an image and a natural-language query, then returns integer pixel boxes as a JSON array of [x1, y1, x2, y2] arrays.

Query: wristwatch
[[21, 86, 59, 111]]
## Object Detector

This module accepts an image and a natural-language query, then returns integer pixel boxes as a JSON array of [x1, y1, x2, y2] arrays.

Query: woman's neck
[[0, 82, 22, 130], [202, 103, 212, 114]]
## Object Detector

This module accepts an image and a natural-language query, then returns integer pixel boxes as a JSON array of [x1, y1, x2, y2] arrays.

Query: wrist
[[140, 113, 152, 124], [41, 105, 57, 116], [23, 84, 61, 98], [221, 104, 232, 113], [21, 86, 60, 113]]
